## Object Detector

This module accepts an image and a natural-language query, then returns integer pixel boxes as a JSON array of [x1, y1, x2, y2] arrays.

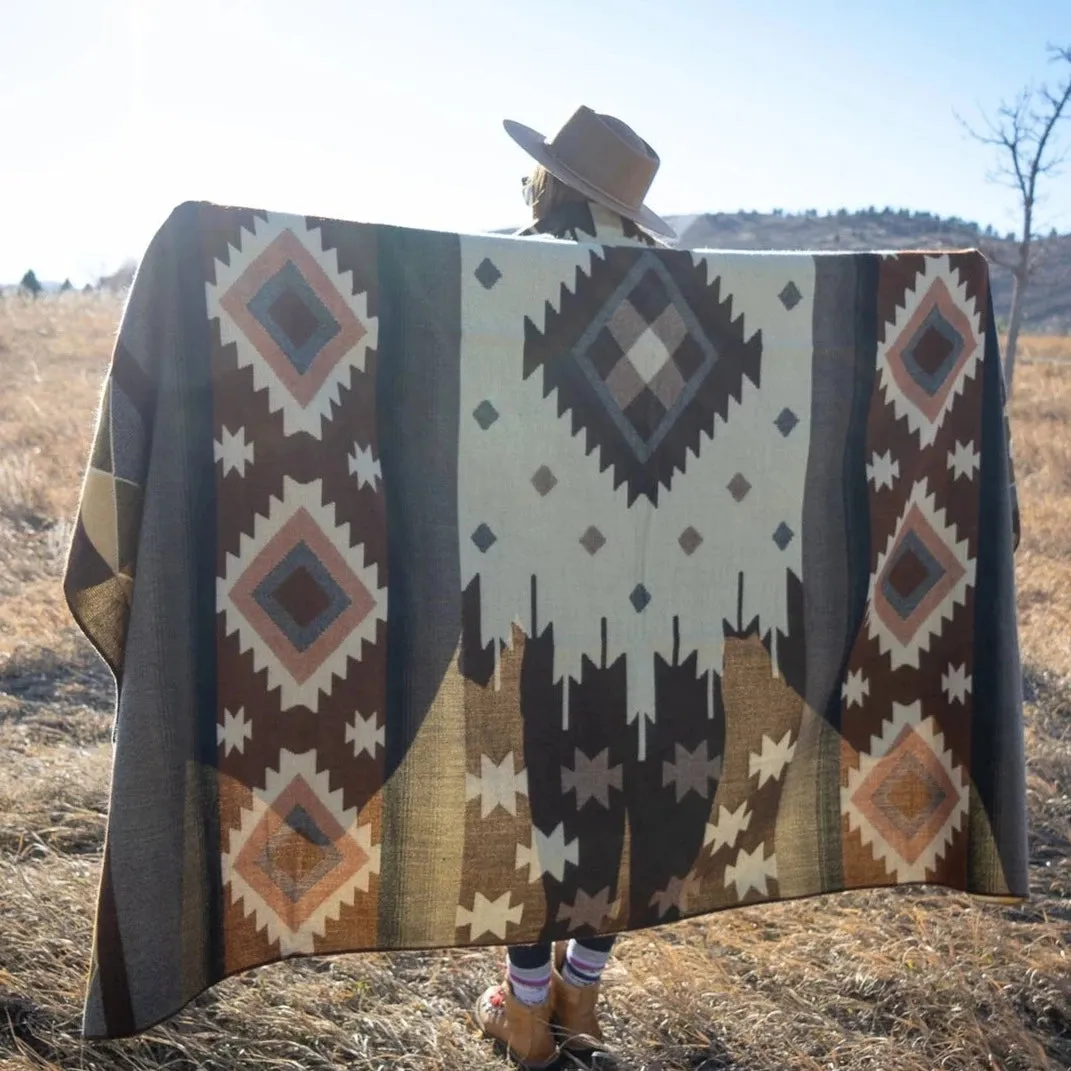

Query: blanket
[[63, 202, 1027, 1039]]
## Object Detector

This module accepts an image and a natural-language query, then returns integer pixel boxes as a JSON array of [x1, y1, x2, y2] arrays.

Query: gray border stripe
[[377, 226, 466, 943], [779, 253, 875, 895]]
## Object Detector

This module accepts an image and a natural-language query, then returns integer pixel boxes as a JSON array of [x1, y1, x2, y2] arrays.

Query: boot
[[551, 943, 606, 1056], [475, 980, 558, 1068]]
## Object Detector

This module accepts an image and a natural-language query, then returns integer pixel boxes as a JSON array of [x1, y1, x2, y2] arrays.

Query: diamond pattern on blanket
[[208, 218, 377, 439], [220, 230, 365, 407], [473, 400, 499, 429], [524, 247, 763, 505], [844, 703, 967, 882], [678, 526, 703, 555], [245, 260, 343, 376], [474, 257, 502, 290], [574, 256, 719, 461], [220, 477, 385, 712], [772, 522, 794, 551], [531, 465, 558, 496], [727, 473, 752, 502], [778, 281, 802, 310], [774, 407, 799, 437], [579, 525, 606, 555], [867, 481, 972, 670], [223, 749, 380, 956], [251, 541, 358, 654], [877, 259, 982, 447]]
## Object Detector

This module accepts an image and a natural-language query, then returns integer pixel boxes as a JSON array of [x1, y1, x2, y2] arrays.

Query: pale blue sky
[[2, 0, 1069, 284]]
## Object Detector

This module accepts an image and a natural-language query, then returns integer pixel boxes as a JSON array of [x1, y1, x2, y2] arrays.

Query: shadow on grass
[[0, 637, 112, 711]]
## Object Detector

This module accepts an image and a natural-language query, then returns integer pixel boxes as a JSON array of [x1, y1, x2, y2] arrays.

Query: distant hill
[[665, 209, 1071, 334], [6, 210, 1068, 331]]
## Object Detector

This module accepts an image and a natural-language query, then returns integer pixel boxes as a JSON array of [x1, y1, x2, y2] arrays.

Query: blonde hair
[[525, 164, 587, 220]]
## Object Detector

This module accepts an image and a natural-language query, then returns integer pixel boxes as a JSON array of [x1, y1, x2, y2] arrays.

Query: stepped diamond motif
[[224, 749, 380, 955], [252, 541, 358, 653], [523, 247, 763, 504], [877, 257, 982, 447], [572, 257, 718, 462], [207, 215, 377, 439], [220, 477, 386, 712], [844, 703, 967, 882], [867, 480, 973, 670]]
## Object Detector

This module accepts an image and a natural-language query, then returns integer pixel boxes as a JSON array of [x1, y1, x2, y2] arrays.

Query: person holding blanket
[[474, 106, 677, 1068]]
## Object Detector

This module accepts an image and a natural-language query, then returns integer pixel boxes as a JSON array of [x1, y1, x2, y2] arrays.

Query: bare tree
[[959, 43, 1071, 391]]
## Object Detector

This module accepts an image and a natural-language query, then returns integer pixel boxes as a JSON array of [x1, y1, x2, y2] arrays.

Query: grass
[[0, 293, 1068, 1070]]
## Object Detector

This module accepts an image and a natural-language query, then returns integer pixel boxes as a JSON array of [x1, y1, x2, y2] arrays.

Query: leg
[[518, 638, 629, 942], [624, 658, 725, 925], [560, 934, 616, 987], [476, 943, 557, 1067], [506, 943, 553, 1005], [556, 938, 616, 985], [551, 933, 617, 1052]]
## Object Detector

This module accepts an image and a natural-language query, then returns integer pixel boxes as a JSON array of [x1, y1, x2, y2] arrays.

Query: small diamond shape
[[579, 526, 606, 556], [475, 257, 502, 290], [531, 465, 558, 496], [472, 523, 497, 553], [272, 566, 332, 628], [268, 290, 321, 349], [779, 281, 802, 310], [246, 263, 342, 376], [774, 408, 799, 437], [887, 548, 932, 599], [773, 522, 795, 551], [630, 584, 652, 613], [258, 803, 342, 901], [473, 400, 499, 430], [679, 526, 703, 555], [727, 473, 752, 502]]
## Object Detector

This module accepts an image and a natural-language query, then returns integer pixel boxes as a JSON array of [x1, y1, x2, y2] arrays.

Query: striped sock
[[562, 939, 611, 988], [507, 956, 552, 1006]]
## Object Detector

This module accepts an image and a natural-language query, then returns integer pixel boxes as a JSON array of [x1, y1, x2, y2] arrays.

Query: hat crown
[[502, 105, 676, 239], [547, 106, 659, 213]]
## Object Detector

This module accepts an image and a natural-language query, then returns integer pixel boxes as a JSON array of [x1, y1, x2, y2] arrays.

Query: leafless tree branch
[[958, 42, 1071, 391], [978, 242, 1019, 272], [1027, 238, 1057, 277]]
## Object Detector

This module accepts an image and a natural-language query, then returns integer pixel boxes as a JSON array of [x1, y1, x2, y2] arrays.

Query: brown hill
[[667, 209, 1071, 333]]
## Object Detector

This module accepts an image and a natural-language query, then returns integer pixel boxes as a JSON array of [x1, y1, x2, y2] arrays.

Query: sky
[[2, 0, 1069, 285]]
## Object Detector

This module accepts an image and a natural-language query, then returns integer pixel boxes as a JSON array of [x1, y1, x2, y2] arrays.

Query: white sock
[[507, 958, 552, 1006], [562, 939, 611, 988]]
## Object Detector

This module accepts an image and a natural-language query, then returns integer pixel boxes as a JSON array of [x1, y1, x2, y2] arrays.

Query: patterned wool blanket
[[63, 202, 1027, 1039]]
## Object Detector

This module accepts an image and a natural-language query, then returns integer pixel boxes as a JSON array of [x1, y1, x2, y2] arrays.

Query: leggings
[[507, 934, 616, 970]]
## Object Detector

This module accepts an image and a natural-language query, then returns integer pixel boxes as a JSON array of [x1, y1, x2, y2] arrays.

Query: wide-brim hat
[[504, 106, 677, 240]]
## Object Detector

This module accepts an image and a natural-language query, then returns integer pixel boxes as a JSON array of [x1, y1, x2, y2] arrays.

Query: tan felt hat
[[504, 105, 676, 239]]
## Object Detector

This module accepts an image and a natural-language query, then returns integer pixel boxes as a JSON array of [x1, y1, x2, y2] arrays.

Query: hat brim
[[503, 119, 677, 241]]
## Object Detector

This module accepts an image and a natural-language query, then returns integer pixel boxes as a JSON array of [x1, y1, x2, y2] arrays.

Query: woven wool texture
[[63, 201, 1027, 1039]]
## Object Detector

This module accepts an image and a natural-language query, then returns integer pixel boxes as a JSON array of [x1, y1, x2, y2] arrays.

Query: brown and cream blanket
[[63, 202, 1027, 1039]]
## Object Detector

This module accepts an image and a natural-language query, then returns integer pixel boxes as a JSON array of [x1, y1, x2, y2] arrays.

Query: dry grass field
[[0, 293, 1068, 1070]]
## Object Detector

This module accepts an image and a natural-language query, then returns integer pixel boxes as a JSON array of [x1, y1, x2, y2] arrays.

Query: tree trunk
[[1003, 268, 1026, 393]]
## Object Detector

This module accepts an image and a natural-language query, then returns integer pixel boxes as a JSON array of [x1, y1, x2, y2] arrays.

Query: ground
[[0, 294, 1068, 1071]]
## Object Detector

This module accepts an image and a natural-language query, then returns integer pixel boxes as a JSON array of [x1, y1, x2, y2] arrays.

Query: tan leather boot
[[475, 981, 558, 1068], [551, 944, 605, 1054]]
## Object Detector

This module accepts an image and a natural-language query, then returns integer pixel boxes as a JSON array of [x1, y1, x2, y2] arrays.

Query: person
[[474, 105, 677, 1069]]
